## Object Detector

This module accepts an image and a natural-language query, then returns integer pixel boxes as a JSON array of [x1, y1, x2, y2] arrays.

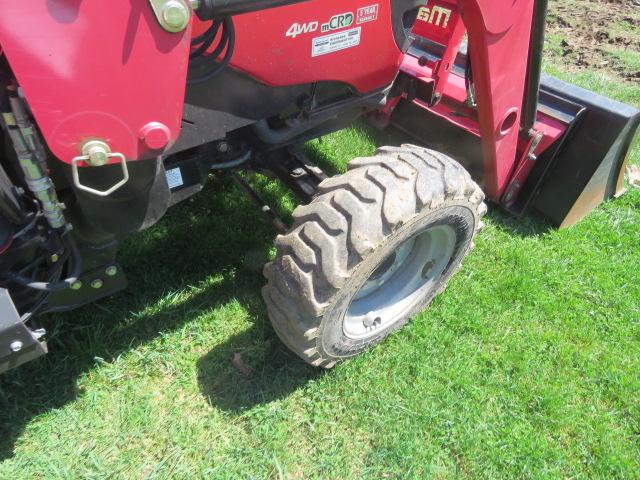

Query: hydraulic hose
[[4, 235, 82, 292], [188, 17, 235, 84], [209, 149, 252, 170], [196, 0, 309, 19], [189, 20, 222, 59]]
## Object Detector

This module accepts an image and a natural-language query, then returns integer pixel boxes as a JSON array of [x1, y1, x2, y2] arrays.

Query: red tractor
[[0, 0, 637, 372]]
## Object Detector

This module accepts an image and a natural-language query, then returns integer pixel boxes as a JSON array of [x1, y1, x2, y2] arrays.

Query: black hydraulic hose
[[190, 20, 222, 59], [204, 22, 230, 60], [209, 149, 252, 170], [20, 251, 66, 322], [4, 235, 82, 292], [196, 0, 309, 19], [191, 19, 221, 44], [187, 18, 235, 84]]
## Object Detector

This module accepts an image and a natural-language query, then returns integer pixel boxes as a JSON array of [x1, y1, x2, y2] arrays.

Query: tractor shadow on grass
[[484, 205, 554, 237], [196, 328, 321, 412], [0, 125, 552, 460], [0, 175, 317, 461]]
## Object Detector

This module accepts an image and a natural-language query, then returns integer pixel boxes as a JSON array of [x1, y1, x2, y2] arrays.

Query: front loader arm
[[457, 0, 537, 199]]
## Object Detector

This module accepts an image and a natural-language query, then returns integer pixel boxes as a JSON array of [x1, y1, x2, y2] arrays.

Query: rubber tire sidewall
[[317, 202, 477, 360]]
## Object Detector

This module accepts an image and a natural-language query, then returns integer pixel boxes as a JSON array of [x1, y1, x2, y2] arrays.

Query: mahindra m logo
[[417, 4, 452, 29]]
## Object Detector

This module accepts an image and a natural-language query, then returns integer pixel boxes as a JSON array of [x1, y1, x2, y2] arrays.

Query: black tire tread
[[262, 145, 486, 368]]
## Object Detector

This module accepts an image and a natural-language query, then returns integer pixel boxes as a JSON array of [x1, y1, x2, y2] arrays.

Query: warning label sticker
[[312, 27, 361, 57], [165, 167, 184, 189]]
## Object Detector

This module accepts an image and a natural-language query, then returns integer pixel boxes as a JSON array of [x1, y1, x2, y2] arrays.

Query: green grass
[[1, 16, 640, 480]]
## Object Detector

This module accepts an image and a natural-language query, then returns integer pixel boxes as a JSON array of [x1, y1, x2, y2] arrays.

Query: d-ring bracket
[[71, 141, 130, 197]]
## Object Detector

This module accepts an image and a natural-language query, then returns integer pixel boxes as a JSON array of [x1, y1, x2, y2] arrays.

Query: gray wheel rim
[[343, 225, 457, 340]]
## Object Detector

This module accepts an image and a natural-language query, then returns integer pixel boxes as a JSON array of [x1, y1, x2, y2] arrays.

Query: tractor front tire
[[263, 145, 486, 368]]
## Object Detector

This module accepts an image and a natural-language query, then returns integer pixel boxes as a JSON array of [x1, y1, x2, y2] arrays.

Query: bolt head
[[9, 340, 23, 352], [71, 281, 83, 290], [87, 148, 109, 166], [105, 266, 118, 277], [139, 122, 171, 150], [217, 142, 229, 153], [50, 254, 60, 263], [81, 140, 111, 167], [421, 260, 436, 279], [91, 279, 104, 289], [162, 1, 190, 31]]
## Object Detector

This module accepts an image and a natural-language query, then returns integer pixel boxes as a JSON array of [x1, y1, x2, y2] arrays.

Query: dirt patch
[[547, 0, 640, 82]]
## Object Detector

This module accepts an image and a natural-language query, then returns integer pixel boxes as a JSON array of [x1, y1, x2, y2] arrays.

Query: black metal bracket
[[229, 146, 330, 234], [44, 262, 127, 314], [0, 288, 47, 373], [231, 173, 289, 234], [258, 146, 328, 204]]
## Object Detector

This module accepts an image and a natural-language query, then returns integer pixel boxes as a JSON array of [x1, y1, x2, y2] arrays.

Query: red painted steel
[[399, 0, 569, 203], [413, 0, 461, 46], [0, 0, 566, 207], [193, 0, 403, 94], [457, 0, 538, 199], [0, 1, 191, 164]]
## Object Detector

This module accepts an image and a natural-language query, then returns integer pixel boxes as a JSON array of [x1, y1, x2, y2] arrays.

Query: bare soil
[[547, 0, 640, 81]]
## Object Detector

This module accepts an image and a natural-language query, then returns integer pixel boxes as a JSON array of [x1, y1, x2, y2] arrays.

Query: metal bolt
[[91, 279, 104, 289], [105, 266, 118, 277], [422, 260, 436, 279], [33, 329, 47, 340], [50, 254, 60, 263], [217, 142, 230, 153], [161, 0, 191, 32], [9, 341, 23, 352], [81, 140, 111, 167], [71, 281, 83, 290]]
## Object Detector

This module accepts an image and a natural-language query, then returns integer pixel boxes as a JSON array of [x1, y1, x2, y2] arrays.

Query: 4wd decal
[[286, 21, 319, 38], [286, 5, 378, 39]]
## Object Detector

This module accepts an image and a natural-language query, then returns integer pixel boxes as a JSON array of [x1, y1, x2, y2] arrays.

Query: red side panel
[[194, 1, 402, 94], [0, 0, 191, 164]]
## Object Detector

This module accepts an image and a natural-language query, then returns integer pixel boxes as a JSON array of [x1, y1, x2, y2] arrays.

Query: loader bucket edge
[[531, 74, 640, 228]]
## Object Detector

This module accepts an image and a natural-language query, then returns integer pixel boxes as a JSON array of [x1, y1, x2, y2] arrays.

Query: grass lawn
[[1, 2, 639, 478]]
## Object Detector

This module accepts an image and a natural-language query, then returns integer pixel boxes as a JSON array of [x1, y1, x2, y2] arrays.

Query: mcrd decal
[[417, 4, 452, 28], [321, 12, 354, 33]]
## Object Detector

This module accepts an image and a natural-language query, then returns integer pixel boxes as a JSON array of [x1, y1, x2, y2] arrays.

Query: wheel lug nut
[[422, 260, 435, 279]]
